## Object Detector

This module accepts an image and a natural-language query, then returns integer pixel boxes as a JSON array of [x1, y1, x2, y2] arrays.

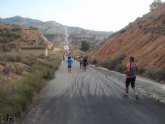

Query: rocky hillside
[[0, 23, 51, 51], [90, 3, 165, 70], [0, 16, 112, 44]]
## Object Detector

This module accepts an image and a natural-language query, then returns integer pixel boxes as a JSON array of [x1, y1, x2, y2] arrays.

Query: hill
[[0, 16, 65, 33], [89, 3, 165, 70], [0, 23, 51, 51], [0, 16, 112, 45]]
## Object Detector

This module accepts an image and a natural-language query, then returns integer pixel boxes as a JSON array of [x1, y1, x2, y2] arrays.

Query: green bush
[[101, 53, 126, 71], [138, 65, 146, 75], [0, 53, 22, 62], [90, 58, 98, 65], [6, 55, 17, 62], [14, 66, 24, 75], [1, 74, 43, 116], [21, 57, 36, 66], [101, 59, 113, 70], [30, 63, 54, 80], [115, 64, 126, 73], [80, 40, 90, 51], [145, 69, 165, 82]]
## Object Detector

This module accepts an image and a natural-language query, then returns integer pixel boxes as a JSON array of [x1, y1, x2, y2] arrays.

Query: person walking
[[125, 56, 139, 99], [82, 56, 88, 71], [67, 56, 73, 73]]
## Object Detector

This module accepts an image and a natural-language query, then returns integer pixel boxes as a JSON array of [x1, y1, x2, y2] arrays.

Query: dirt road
[[21, 60, 165, 124]]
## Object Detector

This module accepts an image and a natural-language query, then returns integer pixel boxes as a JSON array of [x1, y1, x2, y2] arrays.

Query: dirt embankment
[[89, 3, 165, 70]]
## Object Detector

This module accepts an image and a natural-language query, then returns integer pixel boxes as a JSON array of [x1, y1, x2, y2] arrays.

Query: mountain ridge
[[0, 16, 113, 44]]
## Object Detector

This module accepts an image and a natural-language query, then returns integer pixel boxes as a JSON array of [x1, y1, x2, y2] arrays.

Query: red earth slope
[[90, 3, 165, 69]]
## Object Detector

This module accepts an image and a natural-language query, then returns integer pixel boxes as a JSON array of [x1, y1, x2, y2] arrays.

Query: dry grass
[[0, 50, 62, 117]]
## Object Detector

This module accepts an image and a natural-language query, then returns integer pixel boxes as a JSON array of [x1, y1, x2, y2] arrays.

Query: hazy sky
[[0, 0, 164, 31]]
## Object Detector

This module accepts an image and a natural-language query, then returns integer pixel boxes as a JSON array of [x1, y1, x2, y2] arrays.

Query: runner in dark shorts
[[125, 56, 138, 99], [68, 65, 71, 69], [126, 77, 136, 88]]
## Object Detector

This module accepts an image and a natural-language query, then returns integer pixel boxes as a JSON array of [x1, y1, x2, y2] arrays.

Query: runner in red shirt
[[125, 56, 139, 99]]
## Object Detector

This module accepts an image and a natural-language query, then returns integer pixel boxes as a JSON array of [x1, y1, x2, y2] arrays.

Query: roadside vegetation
[[89, 54, 165, 83], [145, 69, 165, 82], [80, 40, 90, 52], [0, 51, 62, 118], [89, 54, 126, 73]]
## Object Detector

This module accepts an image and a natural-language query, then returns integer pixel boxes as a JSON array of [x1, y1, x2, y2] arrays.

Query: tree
[[150, 0, 162, 11], [80, 40, 90, 51]]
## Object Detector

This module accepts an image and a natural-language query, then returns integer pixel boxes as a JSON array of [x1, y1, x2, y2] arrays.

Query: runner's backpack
[[128, 62, 136, 77]]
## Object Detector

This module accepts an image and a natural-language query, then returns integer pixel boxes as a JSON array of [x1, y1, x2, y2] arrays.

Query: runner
[[67, 56, 73, 73], [125, 56, 139, 99], [82, 56, 88, 71]]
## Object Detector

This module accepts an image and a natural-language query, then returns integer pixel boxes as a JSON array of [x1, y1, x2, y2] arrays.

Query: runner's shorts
[[68, 65, 71, 68], [126, 77, 136, 88]]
